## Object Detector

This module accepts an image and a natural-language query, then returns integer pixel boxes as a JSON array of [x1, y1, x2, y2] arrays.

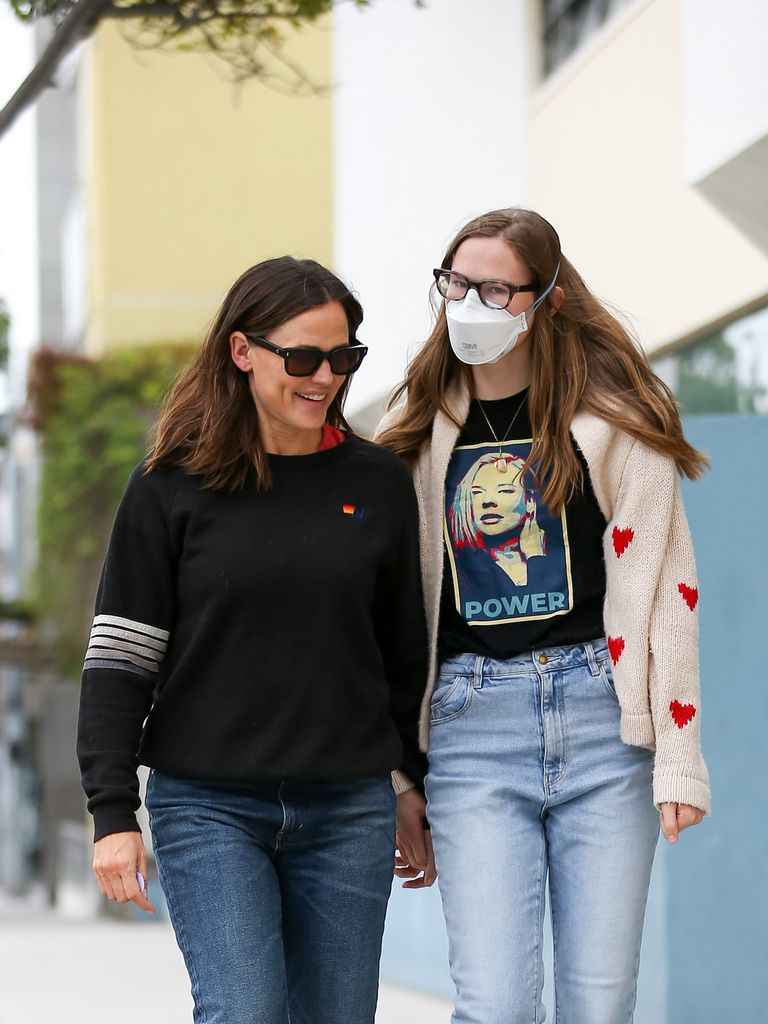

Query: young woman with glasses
[[378, 208, 710, 1023], [77, 256, 428, 1024]]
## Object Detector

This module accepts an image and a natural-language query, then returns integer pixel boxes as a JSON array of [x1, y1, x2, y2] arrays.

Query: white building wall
[[682, 0, 768, 256], [683, 0, 768, 183], [333, 0, 530, 414], [525, 0, 768, 353]]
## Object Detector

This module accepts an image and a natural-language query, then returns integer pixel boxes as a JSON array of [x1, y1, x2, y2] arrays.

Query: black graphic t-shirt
[[438, 391, 607, 662]]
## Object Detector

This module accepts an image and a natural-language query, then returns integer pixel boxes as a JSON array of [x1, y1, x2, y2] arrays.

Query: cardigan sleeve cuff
[[652, 771, 711, 816], [391, 770, 416, 795]]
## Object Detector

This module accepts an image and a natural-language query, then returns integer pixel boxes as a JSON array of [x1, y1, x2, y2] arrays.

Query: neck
[[260, 422, 323, 456], [471, 343, 532, 400]]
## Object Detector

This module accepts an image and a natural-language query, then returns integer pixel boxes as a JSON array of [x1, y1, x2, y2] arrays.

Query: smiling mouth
[[296, 393, 327, 403]]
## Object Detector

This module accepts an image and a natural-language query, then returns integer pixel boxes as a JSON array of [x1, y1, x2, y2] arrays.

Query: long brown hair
[[147, 257, 363, 491], [377, 208, 707, 509]]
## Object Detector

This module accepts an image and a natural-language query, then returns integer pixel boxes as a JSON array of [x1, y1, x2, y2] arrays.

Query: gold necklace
[[476, 392, 527, 473]]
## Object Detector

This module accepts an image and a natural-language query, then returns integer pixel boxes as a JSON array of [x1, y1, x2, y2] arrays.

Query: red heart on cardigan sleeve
[[678, 583, 699, 610], [670, 700, 697, 729], [612, 526, 634, 558], [607, 636, 625, 665]]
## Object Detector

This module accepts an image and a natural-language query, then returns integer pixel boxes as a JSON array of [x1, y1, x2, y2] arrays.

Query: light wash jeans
[[425, 638, 659, 1024], [146, 772, 396, 1024]]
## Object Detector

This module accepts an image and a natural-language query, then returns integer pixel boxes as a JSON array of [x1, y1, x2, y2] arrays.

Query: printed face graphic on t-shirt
[[444, 440, 574, 625], [470, 462, 526, 535]]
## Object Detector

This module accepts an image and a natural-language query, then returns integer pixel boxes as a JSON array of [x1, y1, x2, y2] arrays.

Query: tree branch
[[102, 0, 319, 21], [0, 0, 112, 138], [0, 0, 375, 140]]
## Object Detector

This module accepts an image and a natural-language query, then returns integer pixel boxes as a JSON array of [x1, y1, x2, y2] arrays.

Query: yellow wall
[[525, 0, 768, 353], [83, 20, 333, 352]]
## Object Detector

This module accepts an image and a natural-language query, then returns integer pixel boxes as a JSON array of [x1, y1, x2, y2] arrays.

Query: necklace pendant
[[496, 457, 508, 473]]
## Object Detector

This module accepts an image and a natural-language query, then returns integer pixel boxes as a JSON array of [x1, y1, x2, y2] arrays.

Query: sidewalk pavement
[[0, 895, 451, 1024]]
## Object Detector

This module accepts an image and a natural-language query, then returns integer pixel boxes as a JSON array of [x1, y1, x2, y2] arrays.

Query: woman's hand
[[520, 500, 546, 558], [659, 802, 704, 844], [93, 830, 156, 914], [394, 789, 436, 889]]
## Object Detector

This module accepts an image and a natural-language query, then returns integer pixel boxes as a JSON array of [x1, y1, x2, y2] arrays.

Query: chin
[[296, 409, 327, 429]]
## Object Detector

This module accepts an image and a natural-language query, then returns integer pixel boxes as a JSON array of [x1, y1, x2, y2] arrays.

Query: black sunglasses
[[245, 335, 368, 377]]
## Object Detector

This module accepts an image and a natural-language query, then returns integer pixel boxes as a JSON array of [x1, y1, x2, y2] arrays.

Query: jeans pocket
[[598, 659, 620, 702], [430, 674, 474, 725]]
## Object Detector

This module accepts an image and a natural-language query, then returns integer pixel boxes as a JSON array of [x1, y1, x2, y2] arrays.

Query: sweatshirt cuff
[[391, 770, 416, 795], [652, 772, 711, 816], [92, 807, 142, 843]]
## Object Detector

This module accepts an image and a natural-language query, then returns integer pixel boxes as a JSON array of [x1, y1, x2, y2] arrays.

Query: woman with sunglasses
[[77, 256, 428, 1024], [378, 209, 710, 1023]]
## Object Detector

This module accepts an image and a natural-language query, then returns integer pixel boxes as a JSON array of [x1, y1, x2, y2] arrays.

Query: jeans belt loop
[[473, 655, 484, 689], [585, 641, 600, 677]]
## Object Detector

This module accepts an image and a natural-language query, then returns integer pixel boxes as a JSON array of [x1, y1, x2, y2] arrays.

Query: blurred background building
[[1, 0, 766, 1020]]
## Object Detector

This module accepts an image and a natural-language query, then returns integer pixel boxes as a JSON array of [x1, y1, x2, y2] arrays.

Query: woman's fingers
[[93, 831, 156, 913], [422, 829, 437, 887], [396, 832, 420, 872], [394, 791, 437, 888], [394, 863, 423, 879], [396, 790, 429, 869], [96, 872, 116, 901], [394, 829, 436, 888], [659, 802, 679, 843], [400, 874, 432, 890], [676, 804, 704, 832], [660, 802, 704, 843], [130, 871, 156, 914]]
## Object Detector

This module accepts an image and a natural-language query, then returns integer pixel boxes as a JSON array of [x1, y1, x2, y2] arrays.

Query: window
[[542, 0, 637, 76], [653, 305, 768, 415]]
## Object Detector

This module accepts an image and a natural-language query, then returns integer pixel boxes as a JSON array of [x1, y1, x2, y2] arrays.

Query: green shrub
[[28, 343, 196, 678]]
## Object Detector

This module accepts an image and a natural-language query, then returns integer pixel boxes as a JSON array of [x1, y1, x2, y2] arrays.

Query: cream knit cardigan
[[378, 380, 711, 815]]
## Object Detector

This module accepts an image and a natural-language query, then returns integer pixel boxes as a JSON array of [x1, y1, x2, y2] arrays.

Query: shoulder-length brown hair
[[377, 208, 707, 510], [146, 256, 363, 491]]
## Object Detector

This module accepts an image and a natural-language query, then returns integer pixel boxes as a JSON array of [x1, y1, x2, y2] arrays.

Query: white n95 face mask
[[446, 263, 560, 365]]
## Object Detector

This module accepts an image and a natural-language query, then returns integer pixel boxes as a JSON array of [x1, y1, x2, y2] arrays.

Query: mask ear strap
[[530, 262, 560, 313]]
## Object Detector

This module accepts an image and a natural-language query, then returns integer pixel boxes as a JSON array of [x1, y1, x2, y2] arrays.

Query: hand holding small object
[[92, 831, 156, 914]]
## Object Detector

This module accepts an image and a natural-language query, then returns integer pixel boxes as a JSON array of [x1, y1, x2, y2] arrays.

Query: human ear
[[230, 331, 252, 372], [549, 286, 565, 316]]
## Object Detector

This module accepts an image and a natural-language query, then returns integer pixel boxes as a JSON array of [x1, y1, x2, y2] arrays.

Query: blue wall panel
[[669, 415, 768, 1021]]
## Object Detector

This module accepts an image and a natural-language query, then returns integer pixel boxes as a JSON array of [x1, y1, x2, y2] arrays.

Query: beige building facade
[[82, 21, 334, 353]]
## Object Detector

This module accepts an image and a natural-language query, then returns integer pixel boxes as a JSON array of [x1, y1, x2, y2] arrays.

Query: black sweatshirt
[[76, 436, 429, 841]]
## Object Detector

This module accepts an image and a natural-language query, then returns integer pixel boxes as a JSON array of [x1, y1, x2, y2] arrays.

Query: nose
[[482, 499, 497, 509], [311, 357, 335, 386]]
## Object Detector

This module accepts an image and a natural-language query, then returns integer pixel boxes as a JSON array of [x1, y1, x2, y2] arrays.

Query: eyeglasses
[[432, 268, 539, 310], [245, 335, 368, 377]]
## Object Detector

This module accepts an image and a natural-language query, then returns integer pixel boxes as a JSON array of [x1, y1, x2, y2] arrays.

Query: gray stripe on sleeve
[[84, 647, 159, 673], [83, 658, 155, 679], [85, 636, 164, 664], [92, 614, 170, 641], [89, 625, 167, 654]]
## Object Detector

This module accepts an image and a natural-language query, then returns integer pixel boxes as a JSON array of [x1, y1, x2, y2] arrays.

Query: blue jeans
[[425, 639, 659, 1024], [146, 772, 396, 1024]]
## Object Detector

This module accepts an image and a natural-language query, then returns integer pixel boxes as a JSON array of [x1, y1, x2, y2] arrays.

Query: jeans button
[[538, 653, 548, 665]]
